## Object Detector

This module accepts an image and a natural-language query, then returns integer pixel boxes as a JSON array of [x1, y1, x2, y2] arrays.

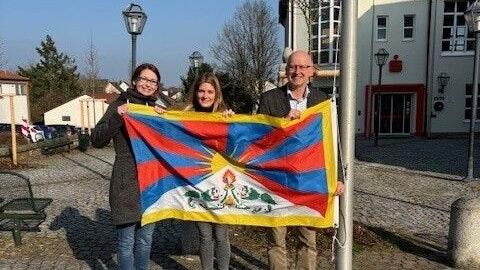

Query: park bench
[[0, 171, 52, 246], [40, 136, 73, 155]]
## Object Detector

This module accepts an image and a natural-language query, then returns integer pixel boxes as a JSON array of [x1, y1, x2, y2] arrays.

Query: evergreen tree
[[180, 63, 214, 100], [18, 35, 81, 122]]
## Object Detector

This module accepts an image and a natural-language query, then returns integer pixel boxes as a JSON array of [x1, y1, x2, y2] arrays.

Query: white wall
[[429, 1, 477, 134], [0, 82, 29, 124], [44, 95, 108, 128]]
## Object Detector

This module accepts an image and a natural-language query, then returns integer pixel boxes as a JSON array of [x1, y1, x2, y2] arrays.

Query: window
[[403, 15, 415, 39], [310, 0, 341, 65], [464, 84, 480, 120], [442, 1, 475, 53], [15, 84, 25, 95], [62, 116, 71, 121], [377, 16, 388, 41]]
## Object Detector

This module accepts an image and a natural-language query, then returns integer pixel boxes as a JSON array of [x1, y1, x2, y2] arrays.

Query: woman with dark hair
[[185, 72, 232, 270], [91, 63, 164, 270]]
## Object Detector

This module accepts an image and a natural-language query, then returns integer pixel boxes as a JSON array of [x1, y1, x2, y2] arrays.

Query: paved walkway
[[2, 137, 478, 269]]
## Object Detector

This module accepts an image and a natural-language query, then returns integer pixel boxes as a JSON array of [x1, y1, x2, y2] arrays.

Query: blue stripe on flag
[[131, 113, 211, 156], [140, 174, 206, 212], [248, 168, 328, 193], [226, 123, 274, 158], [130, 139, 206, 166], [248, 116, 322, 165]]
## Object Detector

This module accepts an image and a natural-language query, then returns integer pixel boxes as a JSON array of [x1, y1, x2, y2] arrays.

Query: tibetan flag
[[124, 99, 339, 228]]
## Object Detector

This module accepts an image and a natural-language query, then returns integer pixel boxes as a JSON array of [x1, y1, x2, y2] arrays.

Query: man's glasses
[[287, 65, 312, 71], [136, 76, 158, 86]]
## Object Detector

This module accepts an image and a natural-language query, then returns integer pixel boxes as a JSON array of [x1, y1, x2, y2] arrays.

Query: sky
[[0, 0, 283, 87]]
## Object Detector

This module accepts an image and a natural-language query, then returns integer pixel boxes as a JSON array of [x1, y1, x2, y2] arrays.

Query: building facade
[[279, 0, 477, 136], [44, 95, 111, 129], [0, 70, 30, 125]]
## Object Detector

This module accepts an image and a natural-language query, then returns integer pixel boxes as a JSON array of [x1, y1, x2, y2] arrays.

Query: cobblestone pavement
[[0, 139, 472, 269]]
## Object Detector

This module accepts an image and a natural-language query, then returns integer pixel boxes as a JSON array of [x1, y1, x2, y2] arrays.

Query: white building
[[0, 70, 30, 124], [44, 94, 114, 128], [279, 0, 476, 137]]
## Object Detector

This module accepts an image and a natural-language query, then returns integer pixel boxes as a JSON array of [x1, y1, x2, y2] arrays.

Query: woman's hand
[[222, 109, 235, 118], [117, 104, 128, 115], [154, 105, 167, 114]]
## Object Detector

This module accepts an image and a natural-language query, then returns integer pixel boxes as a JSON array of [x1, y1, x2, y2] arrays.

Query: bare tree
[[211, 0, 281, 101], [84, 36, 100, 123], [291, 0, 319, 53], [84, 36, 100, 95], [0, 36, 8, 70]]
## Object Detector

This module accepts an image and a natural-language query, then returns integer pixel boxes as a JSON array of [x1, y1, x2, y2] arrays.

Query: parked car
[[38, 125, 59, 140], [29, 125, 45, 143]]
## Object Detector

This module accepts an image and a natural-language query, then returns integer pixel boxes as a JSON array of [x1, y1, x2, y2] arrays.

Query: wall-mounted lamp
[[437, 72, 450, 93]]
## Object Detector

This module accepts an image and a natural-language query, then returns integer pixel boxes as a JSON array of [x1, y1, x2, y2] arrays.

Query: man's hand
[[287, 109, 301, 120], [335, 181, 345, 196]]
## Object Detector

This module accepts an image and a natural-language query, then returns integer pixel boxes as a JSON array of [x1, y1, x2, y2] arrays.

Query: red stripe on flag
[[124, 115, 206, 159], [239, 114, 318, 163], [137, 160, 172, 191], [246, 171, 328, 215], [182, 121, 228, 153], [252, 141, 325, 173]]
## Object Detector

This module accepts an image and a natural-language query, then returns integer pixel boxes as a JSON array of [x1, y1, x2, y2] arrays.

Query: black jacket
[[257, 85, 328, 117], [91, 89, 157, 225]]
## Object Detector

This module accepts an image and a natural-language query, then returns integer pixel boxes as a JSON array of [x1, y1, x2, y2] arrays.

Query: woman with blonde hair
[[185, 72, 232, 270]]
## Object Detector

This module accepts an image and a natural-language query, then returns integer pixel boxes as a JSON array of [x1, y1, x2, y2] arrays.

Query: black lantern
[[189, 51, 204, 78], [123, 3, 147, 75], [374, 48, 389, 67], [123, 3, 147, 35]]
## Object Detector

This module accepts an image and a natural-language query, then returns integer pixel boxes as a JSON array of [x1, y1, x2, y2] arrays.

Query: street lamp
[[373, 48, 389, 146], [464, 0, 480, 181], [437, 72, 450, 93], [122, 3, 147, 76], [189, 51, 204, 78]]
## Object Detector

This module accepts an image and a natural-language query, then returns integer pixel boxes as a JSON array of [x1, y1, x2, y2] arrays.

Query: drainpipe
[[426, 0, 437, 137], [367, 0, 376, 137]]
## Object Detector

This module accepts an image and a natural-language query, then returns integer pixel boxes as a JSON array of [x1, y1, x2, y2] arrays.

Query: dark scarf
[[119, 88, 157, 106]]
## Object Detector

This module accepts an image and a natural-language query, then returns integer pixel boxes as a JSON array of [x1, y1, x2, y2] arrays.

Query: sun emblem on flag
[[184, 154, 277, 213]]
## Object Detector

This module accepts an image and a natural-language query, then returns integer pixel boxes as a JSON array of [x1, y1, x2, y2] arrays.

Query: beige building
[[0, 70, 30, 124], [43, 94, 117, 128], [279, 0, 477, 137]]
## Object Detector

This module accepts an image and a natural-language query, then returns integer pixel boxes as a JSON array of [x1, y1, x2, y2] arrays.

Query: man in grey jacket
[[257, 50, 344, 270]]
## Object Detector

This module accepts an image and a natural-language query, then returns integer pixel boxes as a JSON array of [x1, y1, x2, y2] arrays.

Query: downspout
[[367, 0, 376, 137], [291, 0, 295, 50], [426, 0, 437, 137]]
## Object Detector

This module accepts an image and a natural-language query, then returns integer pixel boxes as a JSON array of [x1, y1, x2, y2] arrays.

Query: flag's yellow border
[[130, 100, 337, 228]]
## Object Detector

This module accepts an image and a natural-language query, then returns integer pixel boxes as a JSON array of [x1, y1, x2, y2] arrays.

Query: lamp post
[[373, 48, 389, 146], [437, 72, 450, 93], [464, 1, 480, 181], [189, 51, 204, 79], [122, 3, 147, 76]]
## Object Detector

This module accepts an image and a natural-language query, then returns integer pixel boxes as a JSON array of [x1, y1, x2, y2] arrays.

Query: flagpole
[[336, 0, 357, 269]]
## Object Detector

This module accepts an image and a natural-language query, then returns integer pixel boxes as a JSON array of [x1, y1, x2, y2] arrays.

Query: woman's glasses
[[136, 76, 158, 86]]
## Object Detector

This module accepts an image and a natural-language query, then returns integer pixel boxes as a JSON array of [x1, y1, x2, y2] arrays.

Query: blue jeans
[[116, 222, 155, 270]]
